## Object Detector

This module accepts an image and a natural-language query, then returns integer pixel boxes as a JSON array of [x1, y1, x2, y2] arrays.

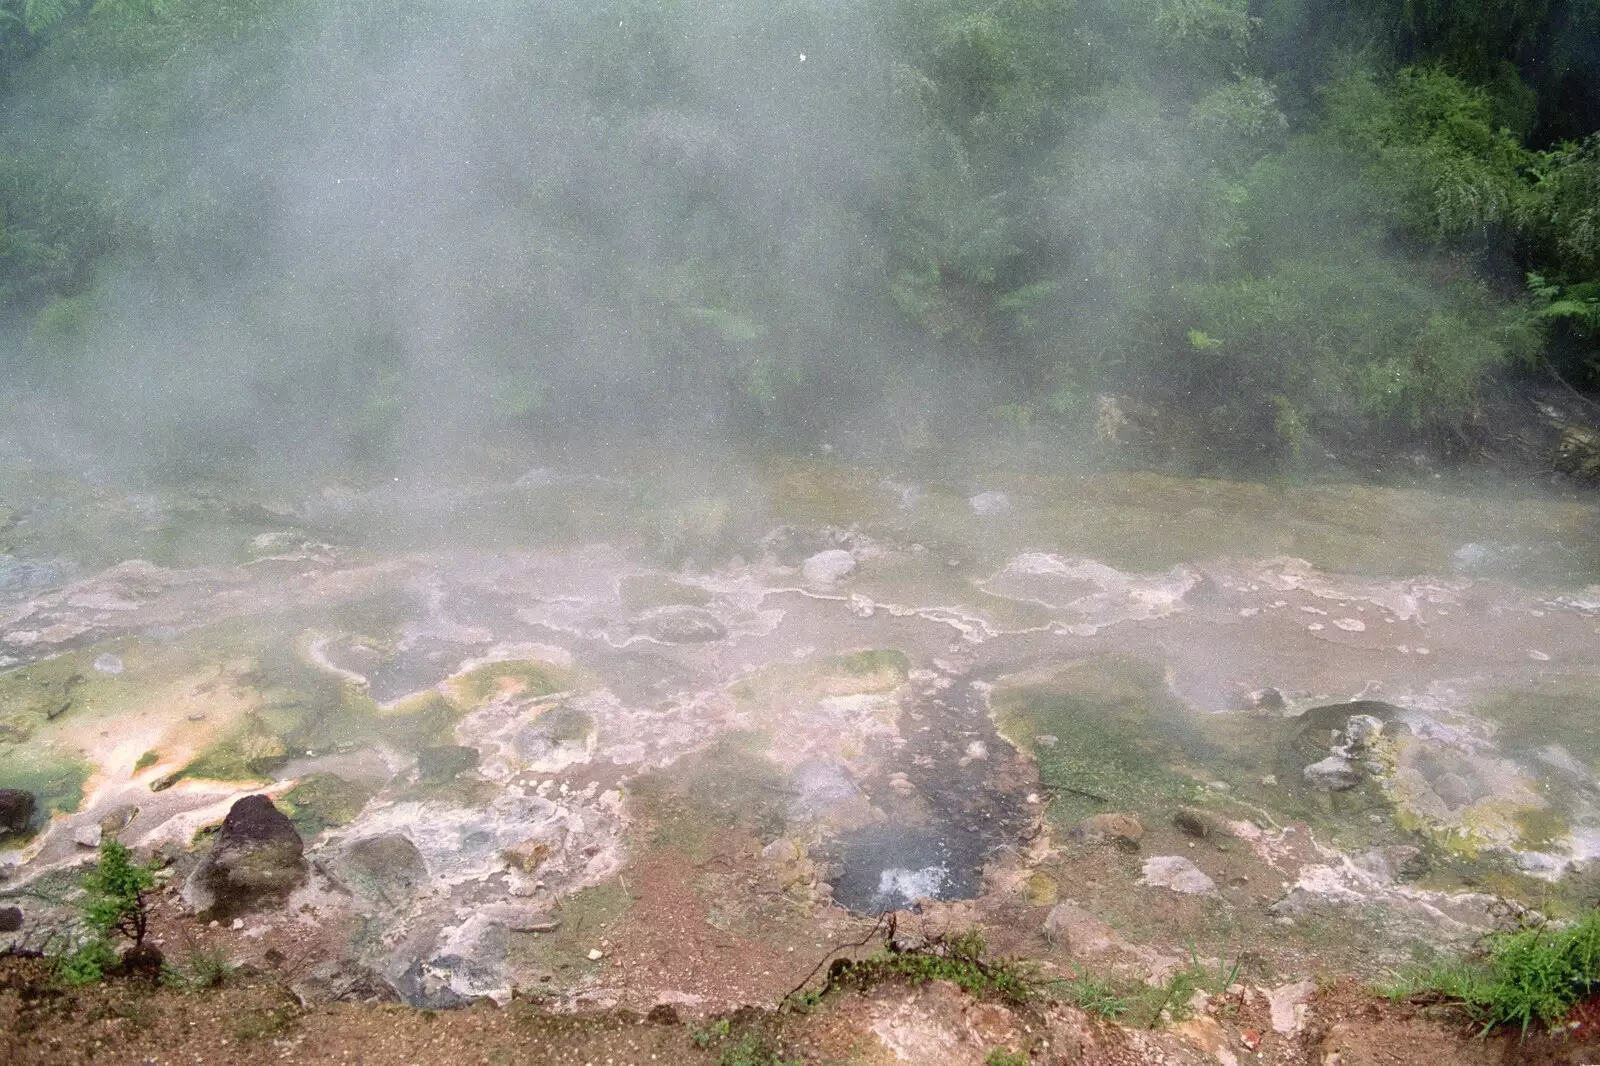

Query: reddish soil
[[6, 955, 1600, 1066]]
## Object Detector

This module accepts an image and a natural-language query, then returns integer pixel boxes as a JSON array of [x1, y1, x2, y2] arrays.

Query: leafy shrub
[[1384, 907, 1600, 1033], [57, 839, 158, 986], [824, 930, 1035, 1005]]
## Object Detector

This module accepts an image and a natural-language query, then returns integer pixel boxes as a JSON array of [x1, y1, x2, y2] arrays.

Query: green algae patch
[[618, 573, 713, 610], [368, 689, 459, 749], [830, 649, 911, 686], [511, 879, 632, 978], [733, 650, 911, 709], [991, 656, 1213, 827], [1475, 682, 1600, 772], [174, 713, 286, 784], [1514, 807, 1571, 852], [627, 735, 789, 864], [133, 750, 159, 773], [0, 659, 86, 742], [443, 659, 573, 712], [0, 746, 92, 819], [283, 773, 375, 836]]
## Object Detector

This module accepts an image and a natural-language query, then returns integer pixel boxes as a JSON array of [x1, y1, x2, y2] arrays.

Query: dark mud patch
[[829, 824, 977, 911], [827, 674, 1035, 913]]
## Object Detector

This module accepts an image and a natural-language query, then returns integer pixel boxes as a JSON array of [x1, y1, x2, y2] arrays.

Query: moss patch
[[133, 750, 159, 773], [991, 657, 1213, 828], [283, 773, 375, 836], [627, 736, 789, 864], [829, 649, 910, 686], [0, 660, 86, 742], [510, 879, 632, 977], [732, 649, 911, 710], [0, 746, 93, 818], [443, 660, 572, 711], [174, 713, 285, 784]]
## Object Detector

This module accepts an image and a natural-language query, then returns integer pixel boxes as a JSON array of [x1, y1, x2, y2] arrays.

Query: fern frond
[[23, 0, 76, 33]]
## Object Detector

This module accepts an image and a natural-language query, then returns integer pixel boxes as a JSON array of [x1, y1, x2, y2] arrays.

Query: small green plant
[[1187, 937, 1244, 996], [689, 1017, 800, 1066], [1144, 966, 1201, 1025], [232, 1005, 296, 1042], [57, 839, 158, 986], [178, 945, 234, 989], [985, 1048, 1031, 1066], [1124, 940, 1244, 1027], [823, 930, 1035, 1005], [1382, 907, 1600, 1034], [1052, 965, 1129, 1018], [690, 1018, 732, 1048]]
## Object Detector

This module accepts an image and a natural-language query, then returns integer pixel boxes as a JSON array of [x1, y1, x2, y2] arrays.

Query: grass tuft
[[1382, 907, 1600, 1034]]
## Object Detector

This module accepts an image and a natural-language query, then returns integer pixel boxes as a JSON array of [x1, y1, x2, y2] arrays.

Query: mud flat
[[2, 459, 1599, 1062]]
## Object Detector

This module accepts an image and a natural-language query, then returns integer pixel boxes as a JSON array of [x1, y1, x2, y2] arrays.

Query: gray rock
[[1353, 846, 1421, 884], [801, 549, 856, 586], [290, 959, 402, 1007], [73, 823, 103, 848], [1043, 903, 1120, 954], [0, 789, 35, 836], [968, 491, 1011, 517], [1303, 755, 1361, 792], [92, 654, 124, 675], [421, 915, 512, 1004], [1339, 714, 1384, 754], [1245, 688, 1286, 712], [1069, 813, 1144, 845], [336, 833, 429, 906], [184, 795, 306, 918], [513, 706, 595, 764], [1140, 855, 1217, 895]]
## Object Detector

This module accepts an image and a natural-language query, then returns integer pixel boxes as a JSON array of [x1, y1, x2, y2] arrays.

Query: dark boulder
[[416, 745, 479, 783], [0, 905, 22, 932], [184, 795, 306, 918], [117, 943, 165, 981], [0, 789, 36, 836]]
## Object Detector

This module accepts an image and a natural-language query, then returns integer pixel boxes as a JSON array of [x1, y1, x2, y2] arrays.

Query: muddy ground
[[2, 453, 1600, 1062]]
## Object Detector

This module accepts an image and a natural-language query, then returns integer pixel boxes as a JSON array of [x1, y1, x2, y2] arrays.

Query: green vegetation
[[281, 771, 373, 835], [1135, 939, 1246, 1026], [1051, 966, 1131, 1019], [830, 649, 912, 682], [57, 839, 158, 986], [824, 931, 1035, 1006], [689, 1018, 801, 1066], [0, 746, 92, 819], [991, 657, 1212, 829], [984, 1050, 1030, 1066], [173, 945, 234, 989], [1382, 908, 1600, 1034], [443, 659, 572, 711], [0, 0, 1593, 473]]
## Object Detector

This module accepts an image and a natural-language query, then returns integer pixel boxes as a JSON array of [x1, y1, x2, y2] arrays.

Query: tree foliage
[[0, 0, 1597, 469], [58, 839, 158, 985]]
